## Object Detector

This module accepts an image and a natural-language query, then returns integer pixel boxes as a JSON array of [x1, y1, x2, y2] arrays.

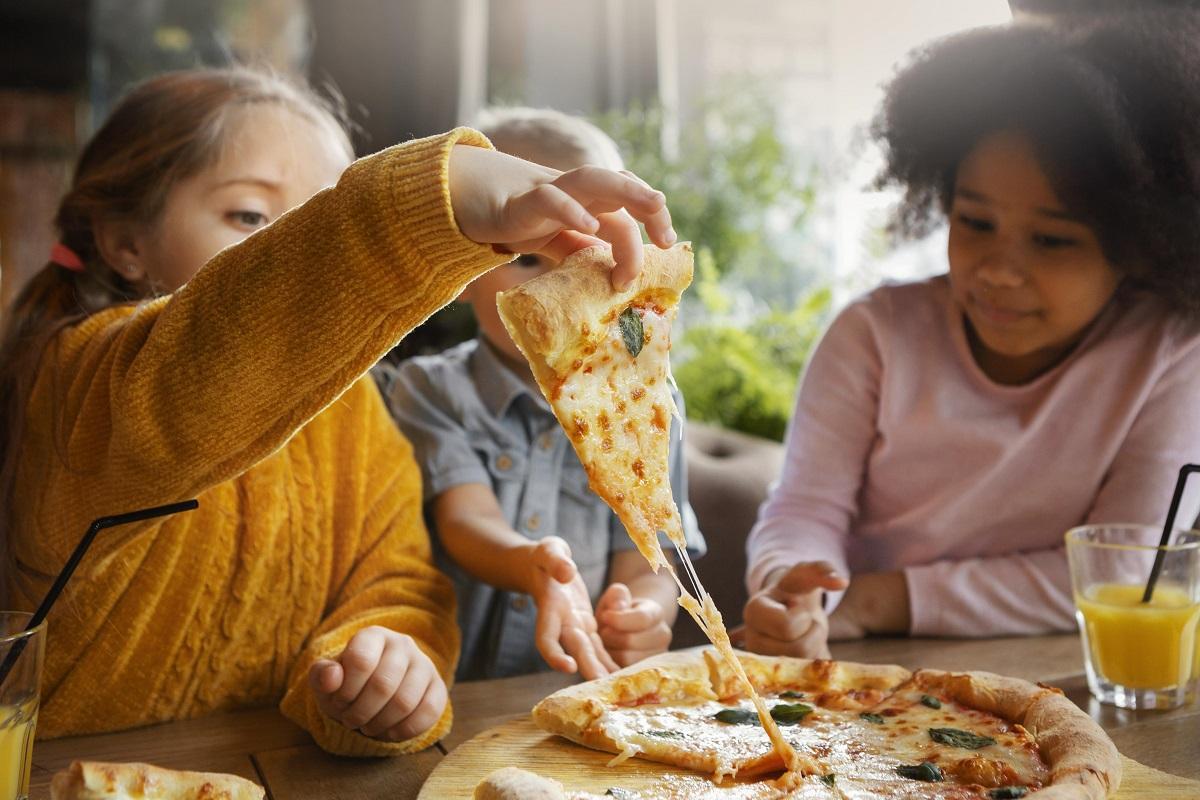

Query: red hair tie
[[50, 243, 85, 272]]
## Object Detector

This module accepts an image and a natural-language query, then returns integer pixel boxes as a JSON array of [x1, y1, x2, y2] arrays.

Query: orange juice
[[0, 698, 36, 800], [1076, 582, 1200, 689]]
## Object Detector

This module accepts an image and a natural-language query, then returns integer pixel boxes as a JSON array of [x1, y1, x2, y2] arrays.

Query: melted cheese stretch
[[554, 306, 811, 779], [676, 591, 812, 777]]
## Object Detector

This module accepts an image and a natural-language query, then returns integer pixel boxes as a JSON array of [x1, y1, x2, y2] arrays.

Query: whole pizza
[[515, 648, 1120, 799]]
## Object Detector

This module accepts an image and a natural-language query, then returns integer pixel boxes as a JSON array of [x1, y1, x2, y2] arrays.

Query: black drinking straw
[[0, 499, 199, 692], [1142, 464, 1200, 603]]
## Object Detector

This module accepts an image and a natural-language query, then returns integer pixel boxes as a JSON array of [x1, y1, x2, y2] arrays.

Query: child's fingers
[[563, 625, 611, 680], [554, 166, 666, 218], [592, 169, 675, 250], [338, 637, 411, 730], [594, 210, 644, 291], [534, 537, 577, 584], [595, 582, 632, 617], [772, 561, 848, 599], [535, 609, 577, 674], [533, 230, 607, 263], [745, 594, 816, 642], [600, 620, 671, 654], [599, 599, 659, 632], [357, 656, 433, 738], [511, 183, 600, 238], [309, 659, 344, 695], [385, 675, 448, 742], [332, 629, 387, 707], [791, 622, 833, 659], [593, 628, 621, 673], [745, 618, 829, 658]]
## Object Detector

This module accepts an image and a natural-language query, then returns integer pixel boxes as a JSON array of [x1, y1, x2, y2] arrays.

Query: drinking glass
[[1066, 525, 1200, 709], [0, 613, 44, 800]]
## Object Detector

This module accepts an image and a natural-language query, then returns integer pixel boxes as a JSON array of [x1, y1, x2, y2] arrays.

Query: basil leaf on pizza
[[929, 727, 998, 750], [713, 708, 758, 725], [896, 762, 944, 782], [769, 702, 813, 724], [618, 306, 644, 357]]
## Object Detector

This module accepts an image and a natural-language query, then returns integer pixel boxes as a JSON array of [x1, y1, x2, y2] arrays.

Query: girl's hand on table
[[448, 144, 676, 290], [739, 561, 849, 658], [528, 536, 619, 680], [828, 570, 910, 639], [595, 582, 672, 667], [309, 626, 448, 742]]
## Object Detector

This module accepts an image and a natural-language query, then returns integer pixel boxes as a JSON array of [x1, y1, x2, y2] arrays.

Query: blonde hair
[[473, 106, 624, 172]]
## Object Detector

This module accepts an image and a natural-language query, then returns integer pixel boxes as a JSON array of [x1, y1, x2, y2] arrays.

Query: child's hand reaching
[[528, 536, 619, 680], [739, 561, 849, 658], [595, 582, 672, 667], [309, 626, 448, 742], [448, 144, 676, 290]]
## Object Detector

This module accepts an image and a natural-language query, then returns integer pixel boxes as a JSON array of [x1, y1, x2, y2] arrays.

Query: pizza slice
[[50, 760, 265, 800], [496, 242, 692, 571], [498, 243, 813, 776]]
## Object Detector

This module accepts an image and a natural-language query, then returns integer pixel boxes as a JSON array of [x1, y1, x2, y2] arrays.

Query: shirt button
[[511, 595, 529, 611], [495, 454, 513, 472], [526, 514, 541, 532], [538, 432, 554, 451]]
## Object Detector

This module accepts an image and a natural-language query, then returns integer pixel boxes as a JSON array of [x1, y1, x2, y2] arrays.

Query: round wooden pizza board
[[420, 716, 1200, 799]]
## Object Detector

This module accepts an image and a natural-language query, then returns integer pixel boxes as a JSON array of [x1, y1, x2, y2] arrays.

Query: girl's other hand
[[448, 144, 676, 291], [829, 570, 909, 638], [527, 536, 619, 680], [740, 561, 849, 658], [309, 626, 448, 742], [595, 582, 672, 667]]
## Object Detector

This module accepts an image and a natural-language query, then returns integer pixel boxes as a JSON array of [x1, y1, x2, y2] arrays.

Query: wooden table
[[28, 634, 1200, 798]]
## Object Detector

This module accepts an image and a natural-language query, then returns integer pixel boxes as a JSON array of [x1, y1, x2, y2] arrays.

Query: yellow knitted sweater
[[4, 129, 510, 756]]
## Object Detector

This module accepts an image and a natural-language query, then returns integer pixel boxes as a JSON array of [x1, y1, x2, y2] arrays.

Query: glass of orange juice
[[0, 613, 43, 800], [1066, 524, 1200, 710]]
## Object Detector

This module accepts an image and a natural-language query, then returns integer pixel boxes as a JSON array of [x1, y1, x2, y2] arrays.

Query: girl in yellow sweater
[[0, 68, 674, 756]]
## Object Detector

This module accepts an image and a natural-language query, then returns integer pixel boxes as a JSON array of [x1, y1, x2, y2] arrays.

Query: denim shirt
[[376, 338, 705, 680]]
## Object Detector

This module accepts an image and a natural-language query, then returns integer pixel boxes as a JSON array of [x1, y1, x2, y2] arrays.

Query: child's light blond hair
[[474, 106, 624, 172]]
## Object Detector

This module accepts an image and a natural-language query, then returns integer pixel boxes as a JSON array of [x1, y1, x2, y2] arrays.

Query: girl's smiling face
[[947, 130, 1121, 385]]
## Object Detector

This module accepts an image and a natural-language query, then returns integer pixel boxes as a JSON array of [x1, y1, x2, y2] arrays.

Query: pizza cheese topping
[[580, 682, 1050, 796]]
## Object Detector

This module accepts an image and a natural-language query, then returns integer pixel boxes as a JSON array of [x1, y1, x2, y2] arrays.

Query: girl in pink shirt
[[743, 12, 1200, 654]]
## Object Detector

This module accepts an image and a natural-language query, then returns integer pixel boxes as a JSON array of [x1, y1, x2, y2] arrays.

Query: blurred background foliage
[[675, 260, 830, 441]]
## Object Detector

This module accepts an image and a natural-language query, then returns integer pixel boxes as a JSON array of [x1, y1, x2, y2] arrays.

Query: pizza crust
[[50, 760, 265, 800], [496, 242, 693, 388], [706, 650, 912, 700], [533, 650, 716, 748], [908, 669, 1121, 800]]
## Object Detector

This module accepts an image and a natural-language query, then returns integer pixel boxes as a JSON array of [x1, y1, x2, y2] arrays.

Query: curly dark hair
[[872, 11, 1200, 317]]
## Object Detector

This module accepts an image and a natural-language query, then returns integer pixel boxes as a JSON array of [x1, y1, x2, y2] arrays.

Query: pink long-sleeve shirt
[[746, 276, 1200, 636]]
